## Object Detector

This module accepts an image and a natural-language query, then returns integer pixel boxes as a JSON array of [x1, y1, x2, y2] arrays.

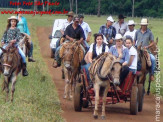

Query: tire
[[83, 100, 89, 108], [130, 85, 138, 115], [138, 84, 144, 112], [74, 84, 83, 111]]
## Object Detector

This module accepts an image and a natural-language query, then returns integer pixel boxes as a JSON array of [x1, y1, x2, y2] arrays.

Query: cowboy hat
[[7, 16, 18, 23], [107, 16, 114, 23], [66, 11, 74, 17], [115, 34, 123, 40], [140, 18, 148, 25], [118, 14, 126, 19], [128, 20, 136, 26]]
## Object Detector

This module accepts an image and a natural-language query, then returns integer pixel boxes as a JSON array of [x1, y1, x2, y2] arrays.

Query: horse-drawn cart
[[74, 69, 144, 115]]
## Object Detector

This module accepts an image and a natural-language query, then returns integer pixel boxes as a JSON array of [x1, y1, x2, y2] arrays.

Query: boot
[[22, 63, 28, 76], [53, 60, 59, 68], [28, 57, 36, 62]]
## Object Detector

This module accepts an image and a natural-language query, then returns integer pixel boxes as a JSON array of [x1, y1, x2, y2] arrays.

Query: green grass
[[0, 13, 162, 121]]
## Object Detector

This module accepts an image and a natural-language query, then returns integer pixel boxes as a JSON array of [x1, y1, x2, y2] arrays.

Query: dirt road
[[37, 27, 162, 122]]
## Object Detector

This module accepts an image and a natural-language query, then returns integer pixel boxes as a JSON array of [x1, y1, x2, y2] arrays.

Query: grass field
[[0, 13, 162, 121]]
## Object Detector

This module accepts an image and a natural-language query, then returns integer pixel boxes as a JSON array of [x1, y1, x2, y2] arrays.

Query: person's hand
[[69, 38, 74, 42], [143, 46, 149, 49], [109, 39, 113, 44], [86, 38, 90, 42]]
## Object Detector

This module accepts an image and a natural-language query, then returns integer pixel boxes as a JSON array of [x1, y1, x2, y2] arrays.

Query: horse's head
[[111, 58, 122, 84], [60, 42, 79, 69], [149, 37, 158, 56], [0, 47, 17, 76]]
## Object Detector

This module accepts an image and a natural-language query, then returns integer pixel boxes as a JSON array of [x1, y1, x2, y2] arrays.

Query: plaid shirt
[[99, 24, 116, 42]]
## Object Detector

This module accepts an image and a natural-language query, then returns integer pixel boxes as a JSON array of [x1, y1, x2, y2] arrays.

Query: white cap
[[107, 16, 114, 23], [128, 20, 135, 25], [140, 18, 148, 25], [115, 34, 123, 40]]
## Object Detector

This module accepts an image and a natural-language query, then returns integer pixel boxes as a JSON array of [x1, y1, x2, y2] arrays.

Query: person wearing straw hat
[[17, 8, 35, 62], [109, 34, 129, 85], [60, 11, 74, 35], [134, 18, 155, 81], [0, 16, 28, 76], [113, 14, 128, 36], [79, 14, 92, 50], [99, 16, 116, 48], [124, 20, 137, 41]]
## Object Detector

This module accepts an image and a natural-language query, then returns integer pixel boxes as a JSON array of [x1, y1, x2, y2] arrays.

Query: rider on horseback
[[134, 18, 156, 81], [53, 16, 85, 68], [0, 16, 28, 76]]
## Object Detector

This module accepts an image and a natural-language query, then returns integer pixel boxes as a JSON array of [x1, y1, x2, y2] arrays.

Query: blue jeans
[[81, 63, 91, 82], [55, 46, 61, 65], [83, 40, 89, 50], [150, 53, 156, 75], [129, 68, 137, 74], [28, 41, 33, 58]]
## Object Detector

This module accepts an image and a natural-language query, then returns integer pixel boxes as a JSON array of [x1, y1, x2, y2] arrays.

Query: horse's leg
[[62, 67, 65, 79], [93, 83, 100, 119], [101, 84, 109, 120], [64, 68, 70, 99], [4, 76, 9, 102], [147, 74, 151, 95], [11, 74, 17, 102]]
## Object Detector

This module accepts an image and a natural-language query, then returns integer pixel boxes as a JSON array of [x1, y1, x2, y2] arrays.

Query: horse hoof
[[101, 116, 106, 120], [147, 92, 150, 95], [93, 115, 98, 119]]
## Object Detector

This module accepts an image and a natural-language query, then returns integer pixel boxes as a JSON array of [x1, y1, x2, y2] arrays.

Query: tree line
[[0, 0, 163, 17]]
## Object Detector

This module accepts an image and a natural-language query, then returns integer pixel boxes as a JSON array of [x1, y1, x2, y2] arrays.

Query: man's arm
[[87, 32, 91, 42]]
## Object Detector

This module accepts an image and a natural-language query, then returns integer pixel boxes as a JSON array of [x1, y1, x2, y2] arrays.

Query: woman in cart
[[81, 33, 109, 86], [109, 34, 129, 85]]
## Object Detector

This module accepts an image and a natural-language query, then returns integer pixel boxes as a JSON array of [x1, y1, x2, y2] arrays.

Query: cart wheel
[[83, 100, 89, 108], [50, 49, 54, 58], [130, 85, 138, 115], [138, 84, 144, 112], [74, 84, 83, 111]]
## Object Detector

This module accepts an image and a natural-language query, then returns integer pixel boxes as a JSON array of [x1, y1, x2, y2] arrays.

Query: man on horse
[[134, 18, 156, 81], [99, 16, 116, 48], [53, 16, 85, 68]]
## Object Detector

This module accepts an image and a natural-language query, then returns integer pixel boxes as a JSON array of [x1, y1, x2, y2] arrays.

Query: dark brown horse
[[137, 38, 158, 95], [59, 41, 84, 99], [0, 47, 22, 102]]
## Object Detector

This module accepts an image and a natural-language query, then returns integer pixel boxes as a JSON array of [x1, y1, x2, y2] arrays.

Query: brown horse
[[60, 41, 84, 99], [89, 53, 122, 119], [0, 47, 22, 102], [137, 38, 158, 95]]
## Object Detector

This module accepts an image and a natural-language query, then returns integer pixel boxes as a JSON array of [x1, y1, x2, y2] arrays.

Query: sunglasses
[[68, 15, 73, 17]]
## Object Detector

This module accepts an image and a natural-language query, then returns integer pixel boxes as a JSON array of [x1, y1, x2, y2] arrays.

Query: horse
[[59, 41, 84, 99], [0, 46, 22, 102], [89, 52, 122, 119], [137, 38, 158, 95], [18, 33, 31, 57]]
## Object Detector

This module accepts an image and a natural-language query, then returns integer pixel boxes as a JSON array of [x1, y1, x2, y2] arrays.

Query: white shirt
[[88, 43, 109, 55], [80, 22, 91, 40], [128, 46, 137, 69], [124, 29, 137, 41], [61, 19, 73, 31], [113, 21, 128, 36]]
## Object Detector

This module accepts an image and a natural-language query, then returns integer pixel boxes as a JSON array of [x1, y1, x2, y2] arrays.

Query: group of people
[[53, 11, 156, 84], [0, 8, 35, 76]]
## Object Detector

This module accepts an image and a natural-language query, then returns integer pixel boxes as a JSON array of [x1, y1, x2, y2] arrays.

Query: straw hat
[[115, 34, 123, 40], [66, 11, 74, 17], [107, 16, 114, 23], [7, 16, 18, 23], [128, 20, 136, 26], [140, 18, 148, 25]]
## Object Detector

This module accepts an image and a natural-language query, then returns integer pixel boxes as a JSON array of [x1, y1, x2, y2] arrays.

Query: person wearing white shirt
[[81, 33, 108, 85], [125, 36, 137, 74], [60, 11, 74, 35], [79, 14, 92, 50], [124, 20, 137, 41]]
